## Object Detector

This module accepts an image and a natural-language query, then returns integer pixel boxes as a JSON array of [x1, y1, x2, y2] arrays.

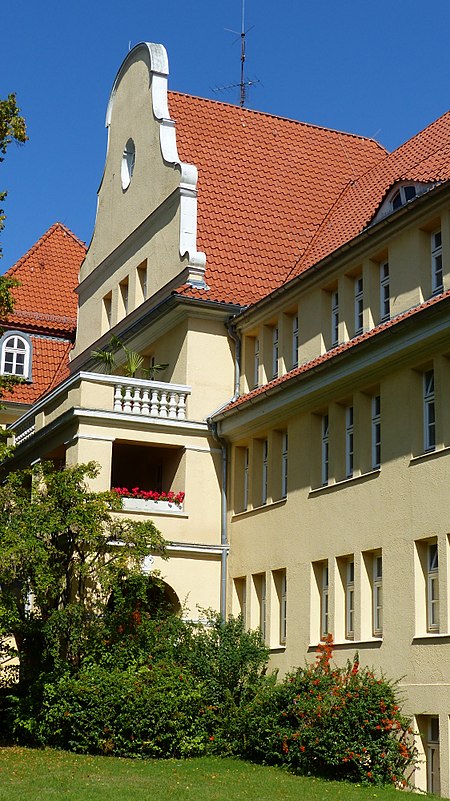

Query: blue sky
[[2, 0, 450, 271]]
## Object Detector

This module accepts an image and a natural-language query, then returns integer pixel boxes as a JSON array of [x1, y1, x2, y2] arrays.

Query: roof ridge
[[5, 222, 86, 277], [168, 90, 388, 149]]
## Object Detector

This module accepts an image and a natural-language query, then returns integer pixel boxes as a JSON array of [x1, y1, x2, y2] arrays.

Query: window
[[262, 439, 268, 505], [345, 406, 354, 478], [346, 559, 355, 639], [321, 563, 329, 639], [354, 276, 363, 335], [292, 316, 299, 368], [322, 414, 329, 485], [373, 554, 383, 637], [424, 369, 436, 452], [280, 571, 287, 644], [281, 432, 288, 498], [272, 327, 279, 379], [119, 278, 129, 316], [392, 184, 416, 211], [372, 395, 381, 469], [254, 337, 260, 388], [426, 717, 440, 795], [121, 138, 136, 190], [427, 542, 439, 632], [137, 262, 147, 301], [431, 230, 443, 294], [243, 447, 249, 511], [331, 291, 339, 346], [380, 262, 390, 321], [253, 573, 267, 640], [234, 577, 247, 623], [0, 333, 31, 378], [103, 292, 112, 330]]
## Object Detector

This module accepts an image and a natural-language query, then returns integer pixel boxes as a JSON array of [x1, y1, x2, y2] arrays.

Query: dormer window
[[0, 332, 32, 379], [391, 185, 416, 211]]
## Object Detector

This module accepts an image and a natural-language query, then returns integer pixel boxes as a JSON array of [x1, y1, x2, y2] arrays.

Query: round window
[[121, 138, 136, 190]]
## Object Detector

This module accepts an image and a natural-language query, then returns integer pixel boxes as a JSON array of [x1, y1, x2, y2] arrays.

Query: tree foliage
[[0, 461, 167, 684], [0, 93, 27, 250]]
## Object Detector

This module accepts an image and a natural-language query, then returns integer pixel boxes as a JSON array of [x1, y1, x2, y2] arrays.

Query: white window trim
[[262, 439, 268, 505], [0, 332, 32, 380], [371, 395, 381, 469], [354, 276, 363, 335], [424, 369, 436, 452], [380, 261, 390, 321], [260, 574, 267, 640], [331, 291, 339, 346], [281, 432, 288, 499], [427, 542, 439, 632], [321, 563, 329, 639], [292, 316, 299, 369], [243, 447, 249, 511], [254, 337, 260, 388], [431, 229, 443, 295], [272, 326, 279, 379], [372, 554, 383, 637], [322, 414, 329, 486], [346, 559, 355, 639], [280, 571, 287, 645], [345, 406, 354, 478]]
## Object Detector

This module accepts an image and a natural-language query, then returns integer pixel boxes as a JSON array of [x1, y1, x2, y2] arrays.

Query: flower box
[[120, 496, 184, 514]]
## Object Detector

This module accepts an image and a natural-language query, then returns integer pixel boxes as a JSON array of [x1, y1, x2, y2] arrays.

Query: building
[[4, 43, 450, 795], [0, 222, 86, 428]]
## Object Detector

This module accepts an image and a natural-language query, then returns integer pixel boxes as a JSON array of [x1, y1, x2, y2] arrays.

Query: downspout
[[208, 320, 241, 620]]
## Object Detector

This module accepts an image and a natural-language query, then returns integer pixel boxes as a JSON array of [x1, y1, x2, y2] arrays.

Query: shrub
[[235, 636, 417, 787]]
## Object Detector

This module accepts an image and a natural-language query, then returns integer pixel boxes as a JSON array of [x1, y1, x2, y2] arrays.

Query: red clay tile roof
[[3, 222, 85, 335], [1, 223, 85, 409], [169, 93, 387, 305], [2, 336, 72, 404], [216, 289, 450, 417], [290, 111, 450, 275]]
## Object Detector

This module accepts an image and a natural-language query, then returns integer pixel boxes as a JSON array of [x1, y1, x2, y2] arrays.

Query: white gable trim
[[106, 42, 207, 288]]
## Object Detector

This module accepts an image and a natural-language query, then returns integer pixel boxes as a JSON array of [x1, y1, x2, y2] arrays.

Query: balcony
[[9, 371, 195, 449]]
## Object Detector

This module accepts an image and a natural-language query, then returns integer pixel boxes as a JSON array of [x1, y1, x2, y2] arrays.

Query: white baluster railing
[[112, 377, 190, 420]]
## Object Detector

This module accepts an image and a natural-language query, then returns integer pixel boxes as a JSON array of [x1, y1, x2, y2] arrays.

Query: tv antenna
[[213, 0, 260, 108]]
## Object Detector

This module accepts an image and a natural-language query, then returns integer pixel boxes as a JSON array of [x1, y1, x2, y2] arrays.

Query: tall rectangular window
[[331, 291, 339, 346], [380, 261, 390, 321], [373, 554, 383, 637], [427, 717, 440, 795], [280, 571, 287, 644], [103, 292, 112, 330], [243, 447, 249, 511], [321, 563, 329, 639], [119, 278, 129, 316], [254, 338, 260, 388], [424, 369, 436, 452], [431, 230, 443, 294], [354, 276, 363, 335], [372, 395, 381, 469], [272, 327, 279, 379], [262, 439, 268, 505], [427, 542, 439, 632], [322, 414, 329, 485], [346, 559, 355, 639], [281, 432, 288, 498], [292, 316, 299, 369], [345, 406, 354, 478], [259, 574, 267, 640], [137, 262, 147, 301]]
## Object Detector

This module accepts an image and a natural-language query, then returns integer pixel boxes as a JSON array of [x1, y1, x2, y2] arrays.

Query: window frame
[[354, 276, 364, 336], [280, 570, 287, 645], [281, 432, 288, 499], [272, 326, 279, 379], [243, 447, 249, 511], [253, 337, 260, 388], [423, 369, 436, 452], [0, 331, 32, 380], [262, 439, 268, 505], [380, 261, 390, 321], [427, 542, 439, 632], [331, 290, 339, 347], [431, 229, 443, 295], [345, 405, 354, 478], [321, 562, 329, 639], [372, 554, 383, 637], [292, 315, 299, 369], [322, 414, 329, 486], [346, 558, 355, 639], [372, 394, 381, 469]]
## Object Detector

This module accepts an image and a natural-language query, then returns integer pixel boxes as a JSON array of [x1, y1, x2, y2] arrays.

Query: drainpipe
[[210, 422, 228, 622], [208, 319, 241, 620]]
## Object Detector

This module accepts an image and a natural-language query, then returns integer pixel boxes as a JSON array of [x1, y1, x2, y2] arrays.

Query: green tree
[[0, 461, 167, 685], [0, 92, 27, 256]]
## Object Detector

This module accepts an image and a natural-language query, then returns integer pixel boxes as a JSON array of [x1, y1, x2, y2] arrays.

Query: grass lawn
[[0, 748, 439, 801]]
